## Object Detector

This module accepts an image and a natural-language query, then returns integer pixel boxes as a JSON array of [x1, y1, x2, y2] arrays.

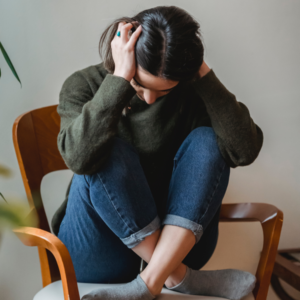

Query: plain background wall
[[0, 0, 299, 299]]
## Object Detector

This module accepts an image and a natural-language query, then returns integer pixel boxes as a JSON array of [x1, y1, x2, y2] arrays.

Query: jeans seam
[[96, 173, 136, 234], [198, 161, 227, 224], [83, 174, 90, 186]]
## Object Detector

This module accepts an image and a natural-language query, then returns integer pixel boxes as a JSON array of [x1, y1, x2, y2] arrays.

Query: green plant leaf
[[0, 202, 37, 229], [0, 42, 22, 87], [0, 164, 12, 178], [0, 193, 7, 203]]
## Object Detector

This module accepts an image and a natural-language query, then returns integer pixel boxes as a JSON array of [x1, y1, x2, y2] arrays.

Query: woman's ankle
[[139, 270, 164, 296], [164, 264, 187, 288]]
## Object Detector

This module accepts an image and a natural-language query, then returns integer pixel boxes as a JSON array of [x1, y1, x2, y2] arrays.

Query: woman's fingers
[[120, 22, 133, 43], [111, 21, 142, 82], [127, 24, 142, 48], [115, 21, 141, 46]]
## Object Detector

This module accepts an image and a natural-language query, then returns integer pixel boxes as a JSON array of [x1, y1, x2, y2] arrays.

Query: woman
[[55, 5, 263, 300]]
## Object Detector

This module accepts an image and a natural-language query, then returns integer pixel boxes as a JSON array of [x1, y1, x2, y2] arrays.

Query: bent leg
[[140, 126, 230, 288], [58, 137, 161, 283], [162, 126, 230, 246], [160, 127, 255, 299], [57, 173, 142, 283], [85, 137, 161, 249]]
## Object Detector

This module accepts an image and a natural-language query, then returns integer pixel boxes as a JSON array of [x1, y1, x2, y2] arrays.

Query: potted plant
[[0, 42, 36, 245]]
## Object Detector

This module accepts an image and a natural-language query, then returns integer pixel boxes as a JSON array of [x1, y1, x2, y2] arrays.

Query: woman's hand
[[198, 60, 211, 78], [112, 21, 142, 82]]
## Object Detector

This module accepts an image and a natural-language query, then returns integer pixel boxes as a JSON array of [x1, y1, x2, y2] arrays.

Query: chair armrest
[[220, 203, 284, 300], [220, 202, 281, 223], [13, 227, 80, 300]]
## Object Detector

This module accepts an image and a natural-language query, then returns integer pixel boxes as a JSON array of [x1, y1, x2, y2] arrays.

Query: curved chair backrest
[[13, 104, 66, 284], [13, 104, 67, 231]]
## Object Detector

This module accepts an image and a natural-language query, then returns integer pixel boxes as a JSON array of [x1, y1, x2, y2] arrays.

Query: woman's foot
[[139, 270, 164, 296], [165, 266, 256, 300], [81, 274, 156, 300]]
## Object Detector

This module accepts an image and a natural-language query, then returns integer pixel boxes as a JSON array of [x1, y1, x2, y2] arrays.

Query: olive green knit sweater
[[51, 62, 263, 235]]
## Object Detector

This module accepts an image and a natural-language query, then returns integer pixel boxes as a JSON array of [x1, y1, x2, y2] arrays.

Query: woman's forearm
[[57, 71, 136, 175], [191, 67, 264, 167]]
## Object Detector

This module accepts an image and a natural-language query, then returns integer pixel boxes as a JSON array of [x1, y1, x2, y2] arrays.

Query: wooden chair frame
[[12, 105, 283, 300], [270, 248, 300, 300]]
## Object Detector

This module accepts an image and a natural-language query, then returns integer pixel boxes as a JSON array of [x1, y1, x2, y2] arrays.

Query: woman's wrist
[[113, 71, 132, 83]]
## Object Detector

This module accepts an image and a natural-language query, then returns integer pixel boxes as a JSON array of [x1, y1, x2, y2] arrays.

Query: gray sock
[[81, 274, 156, 300], [165, 266, 256, 300]]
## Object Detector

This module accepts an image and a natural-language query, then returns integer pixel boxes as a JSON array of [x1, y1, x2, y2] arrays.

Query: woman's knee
[[111, 136, 139, 157], [180, 126, 228, 167], [189, 126, 219, 154], [103, 137, 140, 168], [84, 137, 140, 184]]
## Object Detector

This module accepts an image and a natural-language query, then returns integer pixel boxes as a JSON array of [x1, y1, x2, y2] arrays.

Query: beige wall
[[0, 0, 299, 299]]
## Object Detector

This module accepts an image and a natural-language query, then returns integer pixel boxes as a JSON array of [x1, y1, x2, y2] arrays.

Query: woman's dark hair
[[99, 5, 204, 85]]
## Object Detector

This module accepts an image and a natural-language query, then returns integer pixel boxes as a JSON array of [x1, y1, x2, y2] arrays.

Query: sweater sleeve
[[190, 69, 264, 168], [57, 71, 137, 174]]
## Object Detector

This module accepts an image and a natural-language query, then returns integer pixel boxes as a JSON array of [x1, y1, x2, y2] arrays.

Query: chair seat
[[33, 280, 229, 300]]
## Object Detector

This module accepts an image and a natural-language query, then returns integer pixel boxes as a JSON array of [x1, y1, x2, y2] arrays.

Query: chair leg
[[270, 274, 295, 300]]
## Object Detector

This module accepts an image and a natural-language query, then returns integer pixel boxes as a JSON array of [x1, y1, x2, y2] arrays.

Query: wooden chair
[[12, 105, 283, 300]]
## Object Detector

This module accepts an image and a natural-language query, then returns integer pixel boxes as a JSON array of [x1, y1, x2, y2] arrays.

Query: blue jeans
[[58, 127, 230, 284]]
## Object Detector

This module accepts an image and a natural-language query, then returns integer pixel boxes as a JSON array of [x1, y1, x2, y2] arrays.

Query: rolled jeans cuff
[[120, 215, 161, 249], [161, 214, 203, 244]]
